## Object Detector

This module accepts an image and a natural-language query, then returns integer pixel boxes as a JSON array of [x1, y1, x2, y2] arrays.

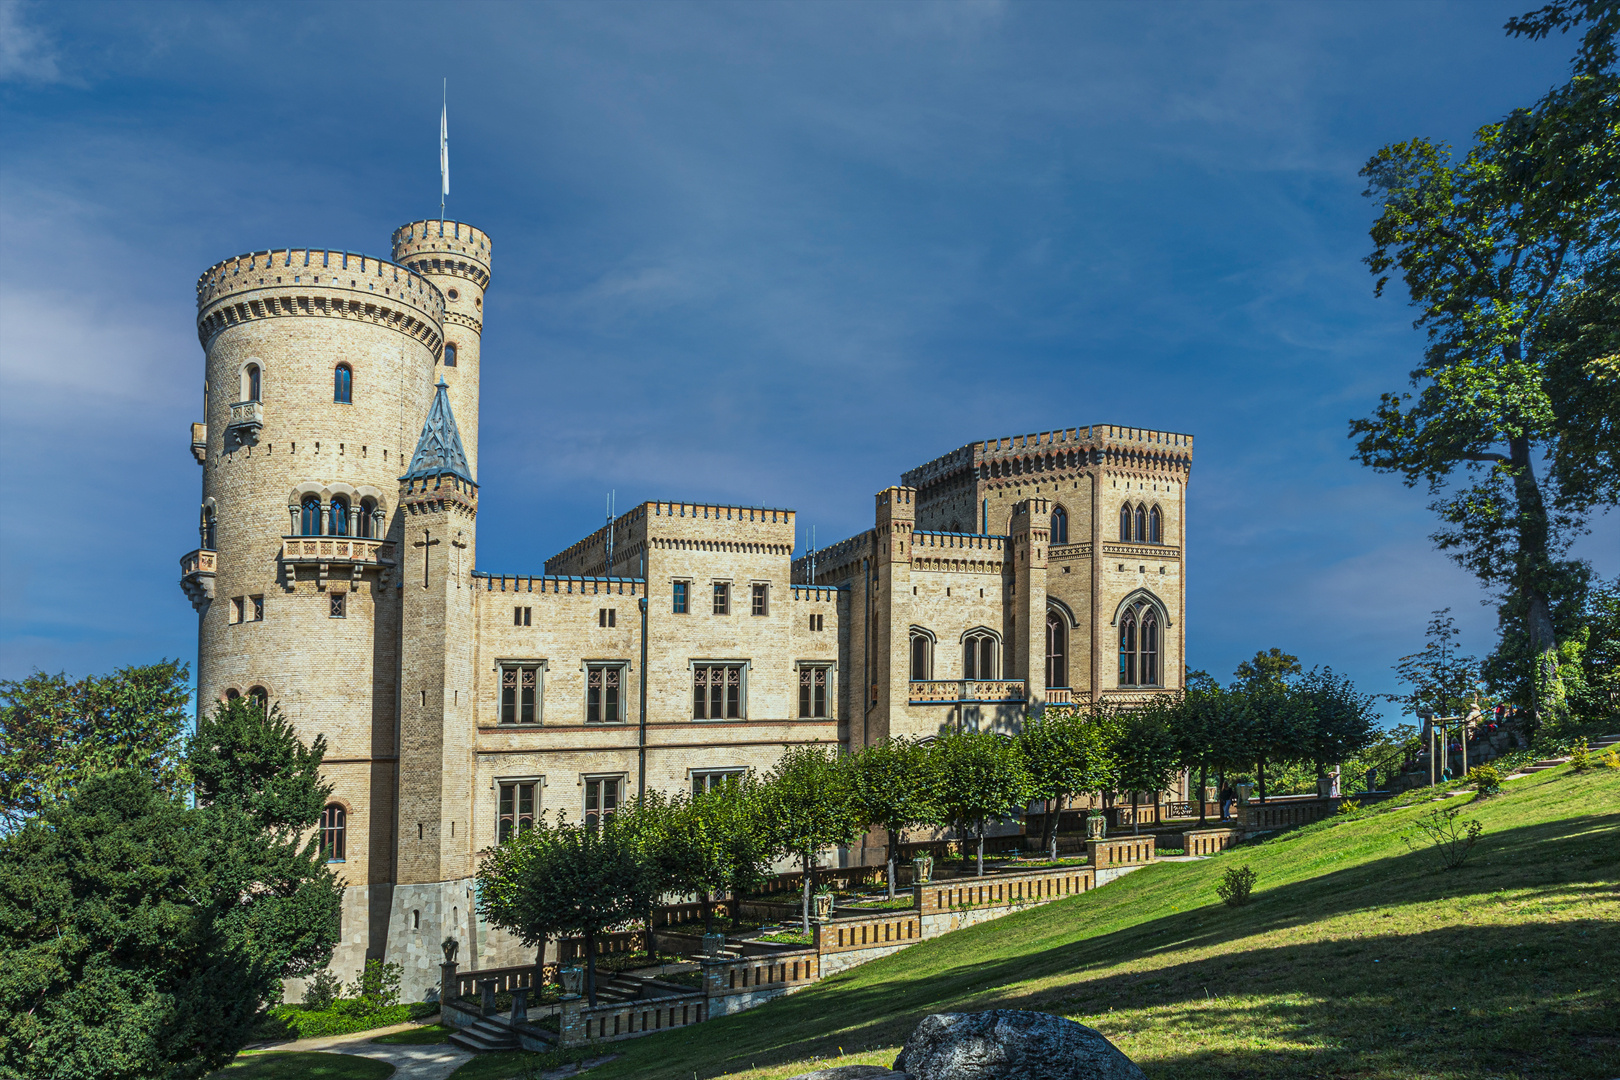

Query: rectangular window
[[693, 663, 744, 719], [809, 613, 824, 631], [673, 581, 689, 614], [692, 770, 744, 795], [231, 597, 244, 624], [500, 664, 540, 724], [514, 606, 531, 626], [712, 582, 730, 615], [497, 780, 538, 843], [751, 583, 768, 616], [799, 666, 829, 718], [443, 342, 457, 367], [584, 776, 620, 830], [251, 595, 264, 622], [598, 608, 616, 628], [586, 664, 623, 723], [330, 592, 346, 619]]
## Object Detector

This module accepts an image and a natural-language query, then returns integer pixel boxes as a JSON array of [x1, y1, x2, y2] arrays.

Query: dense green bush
[[1216, 864, 1258, 907], [261, 999, 434, 1041], [1468, 765, 1504, 797]]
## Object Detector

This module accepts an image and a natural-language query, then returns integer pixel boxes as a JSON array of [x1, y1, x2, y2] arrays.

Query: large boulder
[[786, 1068, 910, 1080], [893, 1011, 1146, 1080]]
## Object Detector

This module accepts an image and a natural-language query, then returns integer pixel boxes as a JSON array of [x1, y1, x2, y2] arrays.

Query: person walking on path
[[1219, 783, 1235, 822]]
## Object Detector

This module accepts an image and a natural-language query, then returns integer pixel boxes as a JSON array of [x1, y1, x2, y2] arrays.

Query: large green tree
[[0, 660, 191, 831], [1387, 610, 1485, 720], [760, 745, 861, 933], [643, 780, 772, 934], [928, 731, 1030, 876], [1110, 699, 1181, 835], [1017, 708, 1116, 858], [1350, 3, 1618, 727], [474, 815, 561, 987], [1231, 649, 1307, 803], [0, 696, 340, 1080], [847, 739, 937, 897]]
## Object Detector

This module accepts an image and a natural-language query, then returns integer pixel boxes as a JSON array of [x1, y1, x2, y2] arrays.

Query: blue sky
[[0, 0, 1611, 719]]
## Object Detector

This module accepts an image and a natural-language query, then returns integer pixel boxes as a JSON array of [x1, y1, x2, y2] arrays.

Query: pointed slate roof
[[401, 380, 475, 485]]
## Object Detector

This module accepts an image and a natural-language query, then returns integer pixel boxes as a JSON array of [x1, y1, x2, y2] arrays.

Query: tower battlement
[[194, 248, 445, 349], [391, 220, 492, 286]]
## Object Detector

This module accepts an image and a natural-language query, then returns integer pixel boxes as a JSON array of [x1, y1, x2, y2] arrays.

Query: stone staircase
[[447, 1015, 520, 1053], [1514, 733, 1620, 776]]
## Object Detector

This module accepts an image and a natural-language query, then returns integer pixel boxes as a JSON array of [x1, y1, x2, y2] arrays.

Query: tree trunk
[[1131, 790, 1140, 836], [584, 926, 597, 1007], [801, 853, 813, 936], [1257, 758, 1268, 804], [535, 937, 548, 994], [701, 887, 712, 936], [1507, 435, 1559, 733], [1198, 761, 1208, 825], [976, 825, 985, 877], [886, 827, 898, 899], [1049, 795, 1062, 861]]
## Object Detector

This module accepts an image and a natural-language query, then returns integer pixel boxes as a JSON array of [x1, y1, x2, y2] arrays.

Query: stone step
[[447, 1018, 520, 1053]]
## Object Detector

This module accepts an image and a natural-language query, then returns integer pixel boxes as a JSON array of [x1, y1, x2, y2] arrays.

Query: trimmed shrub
[[1468, 765, 1503, 797], [1336, 799, 1362, 815], [1568, 739, 1591, 771], [1602, 746, 1620, 770], [303, 968, 340, 1010], [1216, 864, 1257, 907]]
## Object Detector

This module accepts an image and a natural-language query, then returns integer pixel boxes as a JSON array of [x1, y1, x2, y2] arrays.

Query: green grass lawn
[[578, 765, 1619, 1080], [213, 1052, 393, 1079], [370, 1023, 453, 1044]]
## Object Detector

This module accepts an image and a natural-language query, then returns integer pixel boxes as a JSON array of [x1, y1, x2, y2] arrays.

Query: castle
[[180, 218, 1193, 999]]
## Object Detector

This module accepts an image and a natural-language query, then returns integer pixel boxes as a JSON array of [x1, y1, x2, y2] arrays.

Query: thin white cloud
[[0, 0, 66, 84]]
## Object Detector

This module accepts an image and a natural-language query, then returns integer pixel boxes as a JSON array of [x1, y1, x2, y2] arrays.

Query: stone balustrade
[[1086, 836, 1156, 869], [817, 912, 922, 953], [1242, 796, 1340, 831], [452, 962, 551, 1000], [908, 679, 1028, 704], [179, 549, 217, 612], [560, 989, 707, 1047], [703, 949, 819, 997], [1179, 828, 1242, 856], [917, 864, 1095, 915], [226, 400, 263, 442], [280, 536, 395, 567]]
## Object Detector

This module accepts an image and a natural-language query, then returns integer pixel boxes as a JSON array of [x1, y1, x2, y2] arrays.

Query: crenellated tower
[[391, 221, 491, 478]]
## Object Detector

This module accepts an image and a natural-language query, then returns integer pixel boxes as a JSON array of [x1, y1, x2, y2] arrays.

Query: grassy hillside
[[587, 765, 1618, 1080]]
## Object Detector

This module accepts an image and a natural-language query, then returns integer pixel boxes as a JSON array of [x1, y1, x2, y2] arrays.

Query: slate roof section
[[401, 379, 475, 485]]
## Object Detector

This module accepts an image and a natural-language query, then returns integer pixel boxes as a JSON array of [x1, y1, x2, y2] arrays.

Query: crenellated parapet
[[195, 248, 445, 350], [391, 220, 492, 288]]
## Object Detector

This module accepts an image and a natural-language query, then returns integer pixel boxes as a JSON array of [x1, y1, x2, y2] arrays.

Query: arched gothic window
[[1046, 612, 1067, 689], [202, 505, 217, 551], [247, 686, 268, 710], [320, 804, 346, 862], [1149, 505, 1162, 544], [443, 342, 458, 367], [1051, 505, 1068, 545], [910, 632, 933, 681], [329, 496, 349, 537], [244, 364, 262, 403], [300, 496, 323, 536], [359, 497, 377, 539], [963, 632, 997, 680], [1119, 503, 1133, 542], [334, 364, 352, 404], [1118, 600, 1161, 687], [1134, 505, 1147, 543]]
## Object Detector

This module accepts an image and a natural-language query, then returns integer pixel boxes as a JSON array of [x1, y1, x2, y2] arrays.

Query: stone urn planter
[[811, 891, 834, 921], [701, 931, 729, 957], [911, 854, 934, 884], [559, 966, 584, 997], [1086, 813, 1107, 840]]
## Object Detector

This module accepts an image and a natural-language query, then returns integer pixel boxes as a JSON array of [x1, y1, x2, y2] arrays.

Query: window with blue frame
[[301, 496, 322, 536], [673, 580, 689, 614], [334, 364, 352, 404], [329, 496, 349, 536]]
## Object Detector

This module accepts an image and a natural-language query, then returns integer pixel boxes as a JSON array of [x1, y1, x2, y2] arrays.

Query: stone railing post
[[559, 993, 584, 1047], [439, 960, 458, 1009], [478, 978, 497, 1017], [510, 986, 529, 1025]]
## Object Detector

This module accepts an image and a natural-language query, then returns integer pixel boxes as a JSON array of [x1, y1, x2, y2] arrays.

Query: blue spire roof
[[402, 380, 475, 485]]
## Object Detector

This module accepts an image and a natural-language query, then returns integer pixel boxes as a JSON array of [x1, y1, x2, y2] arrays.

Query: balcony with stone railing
[[280, 536, 395, 570], [226, 401, 263, 444], [908, 679, 1027, 705], [180, 549, 217, 612]]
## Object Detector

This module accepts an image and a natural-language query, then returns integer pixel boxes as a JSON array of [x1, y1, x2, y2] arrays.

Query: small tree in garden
[[645, 779, 772, 933], [761, 744, 862, 934], [1232, 649, 1308, 803], [1112, 699, 1181, 835], [1017, 708, 1116, 859], [475, 815, 561, 988], [848, 739, 938, 897], [1217, 864, 1258, 907], [929, 731, 1031, 876], [1295, 667, 1381, 783]]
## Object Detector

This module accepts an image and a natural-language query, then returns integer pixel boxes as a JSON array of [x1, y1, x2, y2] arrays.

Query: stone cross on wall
[[415, 529, 440, 587]]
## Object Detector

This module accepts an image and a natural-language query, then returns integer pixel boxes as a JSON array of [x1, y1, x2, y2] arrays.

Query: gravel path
[[250, 1021, 472, 1080]]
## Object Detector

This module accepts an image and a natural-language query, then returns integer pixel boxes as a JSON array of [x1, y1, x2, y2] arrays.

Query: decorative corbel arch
[[957, 625, 1002, 645], [1046, 597, 1080, 628], [1110, 587, 1173, 628]]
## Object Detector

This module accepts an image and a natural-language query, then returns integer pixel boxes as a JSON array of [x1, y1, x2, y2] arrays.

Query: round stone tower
[[187, 244, 448, 980], [391, 220, 491, 478]]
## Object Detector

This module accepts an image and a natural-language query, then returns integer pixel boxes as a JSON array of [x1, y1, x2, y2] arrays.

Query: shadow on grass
[[593, 807, 1618, 1080]]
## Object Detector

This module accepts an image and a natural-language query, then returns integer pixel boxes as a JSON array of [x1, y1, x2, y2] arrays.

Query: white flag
[[440, 100, 449, 198]]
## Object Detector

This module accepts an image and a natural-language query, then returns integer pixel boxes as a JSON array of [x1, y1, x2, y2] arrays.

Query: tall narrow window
[[1140, 609, 1159, 686], [203, 506, 217, 551], [1046, 612, 1068, 689], [1117, 600, 1163, 687], [1148, 505, 1163, 544], [963, 633, 997, 680], [673, 581, 689, 614], [248, 686, 268, 709], [301, 496, 322, 536], [910, 633, 932, 681], [329, 496, 350, 537], [584, 777, 620, 830], [443, 343, 457, 367], [329, 592, 345, 618], [1119, 503, 1133, 542], [1119, 609, 1138, 686], [500, 664, 539, 724], [358, 498, 376, 538], [587, 664, 622, 723], [751, 583, 768, 616], [497, 781, 537, 843], [245, 364, 261, 402], [1051, 505, 1068, 545], [1135, 505, 1147, 543], [333, 363, 352, 403], [712, 582, 730, 615], [693, 664, 744, 719], [799, 666, 829, 718], [320, 804, 346, 861]]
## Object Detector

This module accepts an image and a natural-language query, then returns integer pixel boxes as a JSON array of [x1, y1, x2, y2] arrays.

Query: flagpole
[[440, 79, 447, 220]]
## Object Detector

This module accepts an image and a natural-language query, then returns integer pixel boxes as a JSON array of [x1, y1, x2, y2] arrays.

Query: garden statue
[[911, 853, 934, 884], [812, 889, 834, 921], [1086, 812, 1106, 840], [442, 937, 459, 963]]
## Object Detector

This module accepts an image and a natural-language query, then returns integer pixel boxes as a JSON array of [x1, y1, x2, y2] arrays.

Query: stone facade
[[181, 216, 1193, 1001]]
